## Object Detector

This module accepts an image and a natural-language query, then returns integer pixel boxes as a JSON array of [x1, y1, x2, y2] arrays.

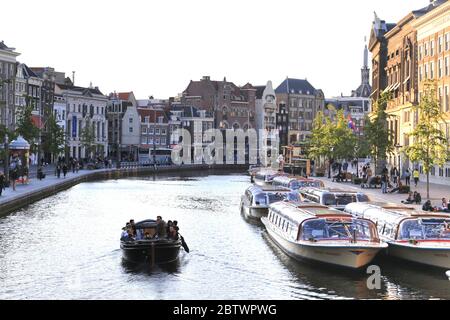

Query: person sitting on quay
[[438, 198, 450, 213], [402, 192, 415, 204], [388, 179, 403, 194], [414, 192, 422, 205], [422, 200, 433, 212]]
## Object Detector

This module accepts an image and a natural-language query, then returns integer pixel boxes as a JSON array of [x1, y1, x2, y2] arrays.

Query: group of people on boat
[[120, 216, 180, 242]]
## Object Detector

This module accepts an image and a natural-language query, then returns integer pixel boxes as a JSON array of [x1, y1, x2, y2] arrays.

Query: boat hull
[[121, 240, 181, 264], [388, 242, 450, 269], [241, 203, 269, 220], [262, 218, 385, 269]]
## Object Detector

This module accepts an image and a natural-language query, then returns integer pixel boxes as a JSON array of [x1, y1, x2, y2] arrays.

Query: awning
[[9, 135, 30, 150], [31, 115, 44, 129], [392, 82, 401, 91], [403, 76, 410, 84], [382, 84, 393, 94]]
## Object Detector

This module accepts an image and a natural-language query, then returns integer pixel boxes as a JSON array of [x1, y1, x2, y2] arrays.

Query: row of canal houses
[[1, 38, 371, 164]]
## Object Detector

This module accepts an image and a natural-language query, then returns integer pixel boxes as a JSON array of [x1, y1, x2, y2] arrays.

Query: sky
[[1, 0, 429, 100]]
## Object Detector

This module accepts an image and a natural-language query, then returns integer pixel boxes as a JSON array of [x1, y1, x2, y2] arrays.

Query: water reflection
[[0, 172, 449, 300]]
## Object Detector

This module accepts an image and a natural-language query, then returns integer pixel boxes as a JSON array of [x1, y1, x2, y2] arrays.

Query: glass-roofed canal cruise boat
[[344, 202, 450, 269], [252, 168, 286, 186], [298, 187, 370, 211], [240, 185, 301, 220], [261, 202, 387, 269], [271, 176, 325, 190]]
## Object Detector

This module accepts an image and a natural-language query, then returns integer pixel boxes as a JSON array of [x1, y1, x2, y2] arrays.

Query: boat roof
[[300, 187, 363, 195], [272, 175, 322, 183], [246, 185, 293, 194], [134, 219, 157, 229], [269, 201, 353, 225], [344, 202, 450, 224]]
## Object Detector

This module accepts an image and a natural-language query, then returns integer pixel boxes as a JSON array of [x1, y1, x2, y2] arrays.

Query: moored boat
[[262, 202, 387, 269], [299, 187, 370, 211], [240, 185, 300, 220], [344, 202, 450, 269], [120, 219, 183, 264], [253, 168, 286, 186], [272, 176, 325, 190]]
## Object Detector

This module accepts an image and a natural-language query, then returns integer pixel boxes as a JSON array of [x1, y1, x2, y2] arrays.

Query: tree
[[332, 110, 357, 161], [404, 80, 449, 199], [41, 115, 66, 162], [364, 92, 394, 173], [15, 102, 39, 148], [80, 118, 97, 159]]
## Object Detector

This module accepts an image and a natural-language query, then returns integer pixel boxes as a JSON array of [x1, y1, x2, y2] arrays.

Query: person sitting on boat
[[144, 232, 153, 240], [156, 216, 167, 238], [166, 220, 173, 236], [129, 219, 137, 236]]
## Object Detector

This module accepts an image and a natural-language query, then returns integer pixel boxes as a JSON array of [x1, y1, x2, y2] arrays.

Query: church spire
[[363, 36, 368, 68]]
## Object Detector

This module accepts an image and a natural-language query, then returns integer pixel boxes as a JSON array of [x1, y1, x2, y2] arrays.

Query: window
[[419, 66, 423, 81], [445, 56, 449, 76], [142, 127, 147, 134], [446, 33, 450, 51], [439, 59, 443, 78], [155, 128, 160, 135], [129, 118, 133, 123], [439, 36, 443, 53], [430, 40, 435, 56], [149, 128, 154, 135], [445, 87, 449, 112], [424, 64, 428, 79], [418, 45, 423, 60], [129, 127, 133, 133], [161, 129, 167, 135], [161, 137, 166, 145], [424, 42, 428, 56], [430, 62, 434, 79]]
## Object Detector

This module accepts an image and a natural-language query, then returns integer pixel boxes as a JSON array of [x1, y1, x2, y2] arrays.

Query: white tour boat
[[261, 202, 387, 269], [345, 202, 450, 269]]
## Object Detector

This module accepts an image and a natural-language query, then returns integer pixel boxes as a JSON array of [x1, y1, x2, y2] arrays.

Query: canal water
[[0, 172, 449, 300]]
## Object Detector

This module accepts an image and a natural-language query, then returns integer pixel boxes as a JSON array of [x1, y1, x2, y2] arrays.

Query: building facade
[[275, 78, 325, 145], [181, 76, 256, 130], [15, 64, 43, 125], [0, 41, 20, 130], [56, 83, 108, 159], [414, 0, 450, 184]]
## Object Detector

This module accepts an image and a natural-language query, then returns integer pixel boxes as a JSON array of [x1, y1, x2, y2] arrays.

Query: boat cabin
[[243, 185, 300, 208], [298, 187, 370, 210], [267, 202, 380, 243], [272, 176, 325, 190], [254, 169, 285, 185], [344, 202, 450, 241]]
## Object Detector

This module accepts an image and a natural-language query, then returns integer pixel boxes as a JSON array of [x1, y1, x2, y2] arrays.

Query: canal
[[0, 172, 449, 300]]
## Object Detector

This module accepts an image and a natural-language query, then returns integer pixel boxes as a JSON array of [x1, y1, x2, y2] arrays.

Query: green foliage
[[309, 110, 356, 161], [80, 118, 97, 158], [42, 115, 66, 159], [404, 80, 448, 174], [15, 102, 39, 145], [364, 92, 394, 167]]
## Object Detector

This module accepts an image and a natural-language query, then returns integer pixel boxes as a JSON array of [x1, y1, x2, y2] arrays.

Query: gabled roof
[[56, 83, 104, 96], [137, 108, 168, 123], [118, 92, 133, 100], [275, 78, 317, 95]]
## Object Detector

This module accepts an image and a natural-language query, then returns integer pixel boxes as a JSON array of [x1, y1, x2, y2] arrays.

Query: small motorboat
[[120, 219, 186, 265], [262, 202, 387, 269]]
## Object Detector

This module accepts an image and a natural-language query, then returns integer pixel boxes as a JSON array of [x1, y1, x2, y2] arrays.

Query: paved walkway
[[314, 176, 450, 209], [0, 169, 94, 205]]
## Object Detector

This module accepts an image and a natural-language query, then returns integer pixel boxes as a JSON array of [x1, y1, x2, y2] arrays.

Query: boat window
[[357, 194, 370, 202], [300, 219, 377, 241], [254, 193, 268, 205], [287, 192, 300, 202], [268, 193, 287, 204], [290, 181, 300, 189], [398, 218, 450, 240]]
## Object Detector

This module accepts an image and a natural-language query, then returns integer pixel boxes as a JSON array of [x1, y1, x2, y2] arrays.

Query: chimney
[[72, 71, 75, 85], [202, 76, 210, 81]]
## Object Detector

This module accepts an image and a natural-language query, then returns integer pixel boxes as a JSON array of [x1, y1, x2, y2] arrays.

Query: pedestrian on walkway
[[0, 171, 5, 196], [56, 163, 61, 179], [405, 169, 411, 186], [62, 163, 68, 178], [413, 169, 420, 187], [9, 156, 19, 191], [381, 174, 388, 194], [390, 167, 399, 185]]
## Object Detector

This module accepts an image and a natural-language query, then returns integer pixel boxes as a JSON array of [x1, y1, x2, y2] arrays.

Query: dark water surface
[[0, 172, 449, 300]]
